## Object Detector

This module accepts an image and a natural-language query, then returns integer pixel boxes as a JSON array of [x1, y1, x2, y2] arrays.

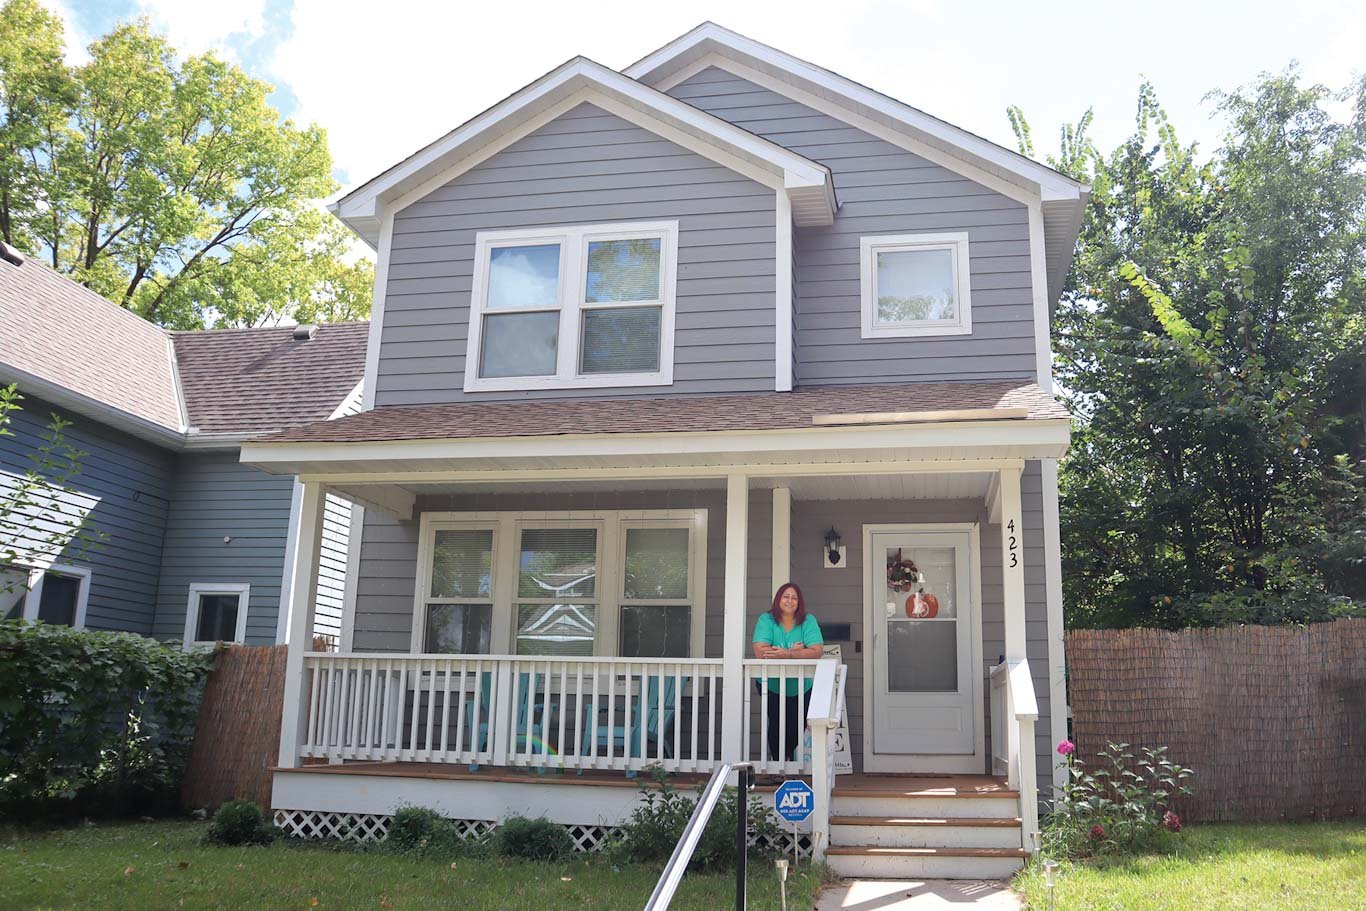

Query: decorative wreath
[[886, 548, 922, 593]]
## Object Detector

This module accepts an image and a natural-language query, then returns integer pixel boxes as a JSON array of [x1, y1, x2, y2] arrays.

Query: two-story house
[[245, 24, 1086, 879], [0, 244, 365, 649]]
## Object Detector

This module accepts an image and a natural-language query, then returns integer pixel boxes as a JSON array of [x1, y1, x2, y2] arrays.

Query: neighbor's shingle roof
[[171, 323, 369, 435], [0, 248, 183, 432], [260, 381, 1067, 444]]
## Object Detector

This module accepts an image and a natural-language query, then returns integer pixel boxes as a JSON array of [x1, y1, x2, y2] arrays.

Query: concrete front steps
[[824, 776, 1027, 880]]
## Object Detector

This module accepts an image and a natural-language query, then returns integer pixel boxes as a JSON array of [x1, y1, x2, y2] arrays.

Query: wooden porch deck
[[275, 761, 1014, 797]]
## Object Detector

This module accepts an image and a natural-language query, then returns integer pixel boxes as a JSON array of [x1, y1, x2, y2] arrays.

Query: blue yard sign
[[773, 779, 815, 823]]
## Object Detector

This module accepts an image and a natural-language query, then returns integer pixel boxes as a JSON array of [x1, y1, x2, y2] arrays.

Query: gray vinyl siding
[[0, 397, 172, 634], [667, 67, 1041, 385], [152, 452, 295, 645], [374, 102, 777, 406], [346, 475, 1052, 788]]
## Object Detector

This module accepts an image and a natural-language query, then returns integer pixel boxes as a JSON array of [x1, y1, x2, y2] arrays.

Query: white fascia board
[[332, 56, 833, 245], [240, 418, 1071, 473], [626, 23, 1084, 204]]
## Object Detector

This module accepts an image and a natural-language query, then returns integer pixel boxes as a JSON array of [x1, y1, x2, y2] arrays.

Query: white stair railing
[[806, 660, 846, 862]]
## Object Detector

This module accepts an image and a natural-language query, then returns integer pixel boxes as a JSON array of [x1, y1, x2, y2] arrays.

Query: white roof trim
[[626, 23, 1086, 204], [330, 56, 835, 245]]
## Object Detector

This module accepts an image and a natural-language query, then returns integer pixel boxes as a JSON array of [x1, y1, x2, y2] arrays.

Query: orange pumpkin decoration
[[905, 592, 940, 618]]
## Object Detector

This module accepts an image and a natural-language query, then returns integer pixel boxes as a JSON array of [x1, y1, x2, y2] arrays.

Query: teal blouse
[[752, 613, 824, 695]]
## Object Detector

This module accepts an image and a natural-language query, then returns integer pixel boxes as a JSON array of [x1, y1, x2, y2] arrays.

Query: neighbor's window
[[421, 527, 494, 654], [515, 526, 599, 657], [619, 524, 694, 658], [859, 233, 972, 338], [465, 222, 677, 392], [184, 583, 249, 647], [2, 563, 90, 628]]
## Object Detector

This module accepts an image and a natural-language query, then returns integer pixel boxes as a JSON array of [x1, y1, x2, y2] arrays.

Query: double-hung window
[[464, 221, 678, 392], [618, 522, 696, 659], [417, 526, 495, 654], [859, 232, 972, 338], [514, 524, 600, 657], [2, 562, 91, 629]]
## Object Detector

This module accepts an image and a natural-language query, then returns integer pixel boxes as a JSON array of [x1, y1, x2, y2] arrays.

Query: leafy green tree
[[1012, 70, 1365, 628], [0, 0, 371, 328]]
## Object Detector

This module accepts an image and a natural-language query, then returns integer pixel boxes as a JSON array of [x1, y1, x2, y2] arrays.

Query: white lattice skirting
[[272, 809, 811, 859]]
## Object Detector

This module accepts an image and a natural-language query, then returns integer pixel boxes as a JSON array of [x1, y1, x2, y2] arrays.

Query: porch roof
[[256, 381, 1066, 445]]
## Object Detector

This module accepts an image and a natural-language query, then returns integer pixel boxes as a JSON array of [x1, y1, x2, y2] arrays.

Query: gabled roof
[[0, 243, 184, 441], [329, 56, 837, 246], [624, 22, 1089, 302], [171, 323, 368, 436], [0, 242, 367, 448]]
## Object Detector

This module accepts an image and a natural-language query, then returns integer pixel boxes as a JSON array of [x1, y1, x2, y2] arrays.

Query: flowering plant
[[1042, 740, 1193, 858]]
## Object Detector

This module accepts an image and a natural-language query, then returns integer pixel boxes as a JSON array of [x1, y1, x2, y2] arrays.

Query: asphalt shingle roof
[[260, 381, 1067, 445], [0, 247, 182, 432], [171, 323, 369, 435]]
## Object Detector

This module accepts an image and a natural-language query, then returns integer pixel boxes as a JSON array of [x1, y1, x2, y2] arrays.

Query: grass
[[1014, 822, 1366, 911], [0, 820, 829, 911]]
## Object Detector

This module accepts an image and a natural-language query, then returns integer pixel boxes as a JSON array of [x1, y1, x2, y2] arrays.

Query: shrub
[[1043, 740, 1194, 858], [0, 621, 213, 820], [494, 815, 574, 862], [205, 800, 275, 846], [385, 806, 470, 856], [608, 767, 784, 870]]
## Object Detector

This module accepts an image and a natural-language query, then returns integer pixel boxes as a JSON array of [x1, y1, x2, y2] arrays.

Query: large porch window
[[413, 510, 706, 658]]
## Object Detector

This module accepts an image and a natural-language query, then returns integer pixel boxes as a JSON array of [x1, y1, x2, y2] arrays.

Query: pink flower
[[1163, 811, 1182, 832], [1057, 739, 1076, 756], [1088, 824, 1106, 841]]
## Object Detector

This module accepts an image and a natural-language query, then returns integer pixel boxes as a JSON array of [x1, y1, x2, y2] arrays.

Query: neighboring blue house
[[245, 23, 1088, 880], [0, 241, 367, 648]]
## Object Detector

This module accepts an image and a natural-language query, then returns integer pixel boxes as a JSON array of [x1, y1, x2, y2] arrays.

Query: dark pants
[[764, 688, 813, 762]]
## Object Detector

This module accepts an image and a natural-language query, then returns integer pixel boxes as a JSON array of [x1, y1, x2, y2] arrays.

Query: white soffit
[[330, 56, 835, 246]]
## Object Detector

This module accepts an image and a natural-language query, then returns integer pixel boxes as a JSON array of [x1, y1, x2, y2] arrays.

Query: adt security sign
[[774, 780, 814, 823]]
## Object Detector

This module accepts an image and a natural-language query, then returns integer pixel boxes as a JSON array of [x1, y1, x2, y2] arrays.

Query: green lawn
[[1014, 822, 1366, 911], [0, 820, 830, 910]]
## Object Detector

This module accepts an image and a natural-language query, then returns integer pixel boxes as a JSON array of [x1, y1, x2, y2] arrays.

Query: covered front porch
[[243, 388, 1067, 860]]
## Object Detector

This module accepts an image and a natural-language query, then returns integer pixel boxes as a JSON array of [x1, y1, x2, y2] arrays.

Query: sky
[[51, 0, 1364, 224]]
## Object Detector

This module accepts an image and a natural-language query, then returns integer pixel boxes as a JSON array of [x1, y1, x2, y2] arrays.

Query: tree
[[0, 0, 371, 328], [1011, 70, 1365, 628]]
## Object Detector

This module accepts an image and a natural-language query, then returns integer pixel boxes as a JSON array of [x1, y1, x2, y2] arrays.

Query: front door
[[864, 524, 982, 772]]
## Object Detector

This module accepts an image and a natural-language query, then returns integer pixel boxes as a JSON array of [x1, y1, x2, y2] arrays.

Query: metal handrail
[[643, 761, 754, 911]]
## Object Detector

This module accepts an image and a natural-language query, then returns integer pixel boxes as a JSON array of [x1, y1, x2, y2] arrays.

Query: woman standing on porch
[[752, 583, 825, 762]]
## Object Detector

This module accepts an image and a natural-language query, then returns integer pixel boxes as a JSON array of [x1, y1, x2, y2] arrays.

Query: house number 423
[[1007, 519, 1019, 568]]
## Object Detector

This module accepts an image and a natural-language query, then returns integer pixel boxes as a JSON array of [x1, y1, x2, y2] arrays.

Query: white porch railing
[[989, 658, 1040, 852], [297, 654, 844, 779]]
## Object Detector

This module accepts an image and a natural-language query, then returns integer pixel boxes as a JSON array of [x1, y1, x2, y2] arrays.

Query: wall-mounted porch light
[[823, 527, 845, 568]]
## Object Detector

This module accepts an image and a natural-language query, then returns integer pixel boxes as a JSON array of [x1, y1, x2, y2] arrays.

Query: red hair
[[769, 582, 807, 624]]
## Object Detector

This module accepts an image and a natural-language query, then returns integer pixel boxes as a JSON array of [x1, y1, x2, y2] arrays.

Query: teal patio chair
[[465, 671, 552, 773], [578, 673, 683, 777]]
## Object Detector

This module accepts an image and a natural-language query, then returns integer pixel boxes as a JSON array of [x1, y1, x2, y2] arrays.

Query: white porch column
[[999, 466, 1026, 662], [721, 473, 749, 763], [770, 486, 791, 595], [277, 480, 326, 769]]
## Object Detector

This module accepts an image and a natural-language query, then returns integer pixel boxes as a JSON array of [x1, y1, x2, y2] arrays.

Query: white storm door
[[867, 528, 977, 758]]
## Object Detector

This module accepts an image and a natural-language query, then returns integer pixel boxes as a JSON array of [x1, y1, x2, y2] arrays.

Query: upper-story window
[[859, 232, 972, 338], [464, 221, 678, 392]]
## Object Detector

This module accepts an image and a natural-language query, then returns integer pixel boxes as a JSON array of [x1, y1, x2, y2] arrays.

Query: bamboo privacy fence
[[1065, 619, 1366, 821], [180, 645, 288, 812]]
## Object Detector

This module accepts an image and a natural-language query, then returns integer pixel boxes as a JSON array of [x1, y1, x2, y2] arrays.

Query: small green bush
[[385, 806, 469, 856], [608, 767, 783, 870], [494, 815, 573, 862], [205, 800, 275, 846]]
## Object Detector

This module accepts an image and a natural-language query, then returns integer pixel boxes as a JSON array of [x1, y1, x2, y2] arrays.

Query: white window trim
[[3, 561, 91, 630], [859, 232, 972, 339], [413, 509, 707, 659], [463, 220, 679, 393], [183, 582, 250, 649]]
